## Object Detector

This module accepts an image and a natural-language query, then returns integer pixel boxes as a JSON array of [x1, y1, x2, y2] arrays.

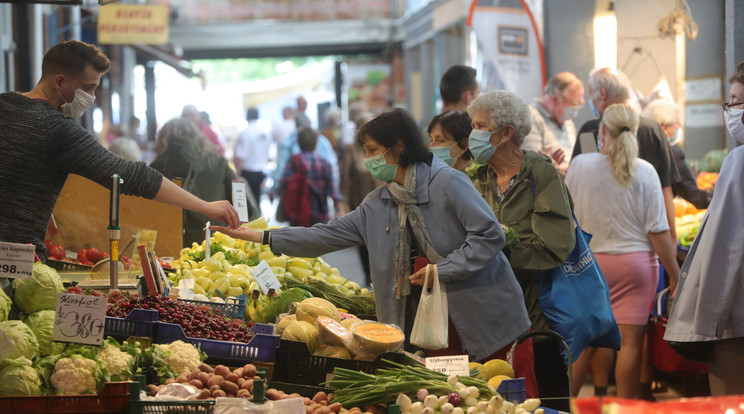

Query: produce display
[[673, 170, 718, 248]]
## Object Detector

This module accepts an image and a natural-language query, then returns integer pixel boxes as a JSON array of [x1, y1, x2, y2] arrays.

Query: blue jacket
[[271, 156, 531, 360]]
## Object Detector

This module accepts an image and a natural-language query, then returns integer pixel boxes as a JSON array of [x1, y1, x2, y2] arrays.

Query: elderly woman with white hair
[[467, 90, 575, 411], [642, 100, 712, 209]]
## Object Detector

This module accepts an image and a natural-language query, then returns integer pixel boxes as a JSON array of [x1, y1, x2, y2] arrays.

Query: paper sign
[[252, 260, 282, 295], [232, 181, 250, 223], [425, 355, 470, 376], [0, 242, 35, 279], [53, 293, 107, 345]]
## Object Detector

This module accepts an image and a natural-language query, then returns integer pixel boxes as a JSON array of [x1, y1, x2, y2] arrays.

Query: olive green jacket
[[474, 151, 576, 332]]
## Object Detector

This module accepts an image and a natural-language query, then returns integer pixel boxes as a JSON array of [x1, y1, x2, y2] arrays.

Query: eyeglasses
[[721, 101, 744, 113]]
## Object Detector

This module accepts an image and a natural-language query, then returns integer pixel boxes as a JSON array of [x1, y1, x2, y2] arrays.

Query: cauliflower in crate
[[50, 354, 100, 395]]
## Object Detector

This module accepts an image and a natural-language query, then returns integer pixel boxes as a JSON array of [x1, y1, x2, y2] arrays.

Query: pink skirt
[[595, 251, 659, 325]]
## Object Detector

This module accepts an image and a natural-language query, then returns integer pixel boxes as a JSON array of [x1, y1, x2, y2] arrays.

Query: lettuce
[[0, 320, 39, 362], [13, 262, 65, 314]]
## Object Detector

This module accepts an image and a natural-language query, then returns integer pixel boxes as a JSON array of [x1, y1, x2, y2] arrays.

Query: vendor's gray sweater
[[0, 92, 163, 262]]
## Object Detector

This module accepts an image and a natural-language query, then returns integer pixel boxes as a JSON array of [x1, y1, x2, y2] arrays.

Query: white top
[[523, 102, 576, 169], [565, 152, 669, 254], [272, 119, 296, 146], [235, 120, 273, 172]]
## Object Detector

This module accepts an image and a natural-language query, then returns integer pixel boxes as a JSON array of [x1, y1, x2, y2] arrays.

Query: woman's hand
[[409, 265, 435, 288], [202, 200, 240, 229], [209, 225, 262, 244]]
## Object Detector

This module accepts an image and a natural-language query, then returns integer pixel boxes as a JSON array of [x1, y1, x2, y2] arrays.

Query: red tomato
[[49, 245, 66, 260], [44, 240, 53, 251], [86, 248, 103, 263], [101, 252, 110, 259], [76, 249, 93, 265]]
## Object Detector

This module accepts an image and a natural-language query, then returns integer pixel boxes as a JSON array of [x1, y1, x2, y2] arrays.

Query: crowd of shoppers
[[5, 39, 742, 403]]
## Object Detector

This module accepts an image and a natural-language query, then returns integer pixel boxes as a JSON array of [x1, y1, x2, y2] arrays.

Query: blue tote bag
[[538, 217, 621, 365]]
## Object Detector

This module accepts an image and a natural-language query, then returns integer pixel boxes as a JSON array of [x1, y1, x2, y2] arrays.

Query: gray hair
[[544, 72, 582, 97], [641, 99, 679, 127], [467, 90, 531, 146], [589, 67, 633, 102], [109, 137, 141, 161]]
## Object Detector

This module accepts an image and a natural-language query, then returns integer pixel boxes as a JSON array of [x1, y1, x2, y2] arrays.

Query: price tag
[[53, 293, 107, 345], [0, 242, 35, 279], [252, 260, 281, 295], [425, 355, 470, 376], [231, 180, 250, 223]]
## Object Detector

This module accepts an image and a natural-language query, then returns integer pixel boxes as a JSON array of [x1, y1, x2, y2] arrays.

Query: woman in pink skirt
[[565, 103, 680, 398]]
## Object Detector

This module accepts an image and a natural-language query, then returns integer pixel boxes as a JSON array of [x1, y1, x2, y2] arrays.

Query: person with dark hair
[[440, 65, 479, 112], [212, 109, 534, 386], [0, 40, 239, 263], [665, 61, 744, 396], [151, 118, 259, 247], [235, 107, 272, 206], [279, 126, 337, 226], [427, 110, 473, 172]]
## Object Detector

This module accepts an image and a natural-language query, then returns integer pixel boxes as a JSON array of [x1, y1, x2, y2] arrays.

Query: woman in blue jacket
[[213, 109, 535, 392]]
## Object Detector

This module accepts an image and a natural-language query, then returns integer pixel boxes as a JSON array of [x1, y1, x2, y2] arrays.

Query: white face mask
[[724, 107, 744, 143], [59, 79, 95, 118], [560, 105, 581, 121]]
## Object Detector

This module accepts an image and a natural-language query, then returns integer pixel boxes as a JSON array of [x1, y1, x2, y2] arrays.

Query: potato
[[327, 393, 334, 402], [207, 375, 224, 388], [176, 374, 189, 383], [237, 377, 246, 387], [314, 407, 331, 414], [362, 405, 378, 414], [197, 372, 211, 385], [146, 384, 159, 396], [221, 380, 239, 395], [197, 389, 212, 400], [225, 373, 240, 383], [198, 363, 214, 373], [303, 397, 313, 406], [290, 393, 302, 398], [313, 391, 328, 404], [241, 379, 254, 391], [233, 367, 244, 377], [164, 378, 175, 385], [212, 389, 227, 398], [210, 384, 221, 392], [266, 388, 283, 401], [320, 400, 328, 406], [214, 365, 231, 377], [329, 403, 342, 413], [306, 407, 315, 414], [189, 379, 204, 389], [237, 389, 252, 398], [189, 368, 200, 381], [243, 364, 257, 378]]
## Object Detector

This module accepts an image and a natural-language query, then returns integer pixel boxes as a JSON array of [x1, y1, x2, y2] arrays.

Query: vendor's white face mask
[[724, 107, 744, 143], [60, 78, 95, 118]]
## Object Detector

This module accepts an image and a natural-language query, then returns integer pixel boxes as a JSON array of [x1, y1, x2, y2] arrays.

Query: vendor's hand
[[203, 200, 240, 228], [209, 225, 262, 244], [549, 147, 566, 166], [409, 265, 434, 288]]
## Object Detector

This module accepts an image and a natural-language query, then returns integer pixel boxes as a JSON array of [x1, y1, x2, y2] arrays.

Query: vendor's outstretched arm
[[153, 178, 240, 228]]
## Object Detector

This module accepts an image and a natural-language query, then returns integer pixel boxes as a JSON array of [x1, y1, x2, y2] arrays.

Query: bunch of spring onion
[[324, 359, 496, 407]]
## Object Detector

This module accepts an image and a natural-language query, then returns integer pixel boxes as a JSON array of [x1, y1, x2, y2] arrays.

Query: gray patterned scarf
[[386, 165, 444, 299]]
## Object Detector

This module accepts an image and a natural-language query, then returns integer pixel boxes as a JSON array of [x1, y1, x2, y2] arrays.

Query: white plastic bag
[[410, 264, 448, 349]]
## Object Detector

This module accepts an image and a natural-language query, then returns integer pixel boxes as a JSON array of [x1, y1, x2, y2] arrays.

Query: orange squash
[[351, 322, 405, 355]]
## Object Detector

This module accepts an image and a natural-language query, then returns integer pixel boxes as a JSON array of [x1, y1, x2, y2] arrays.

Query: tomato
[[44, 240, 53, 251], [76, 249, 93, 265], [86, 248, 103, 263], [49, 245, 66, 260]]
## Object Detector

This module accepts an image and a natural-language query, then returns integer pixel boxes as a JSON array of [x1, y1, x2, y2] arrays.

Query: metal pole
[[70, 6, 82, 41], [108, 175, 122, 291], [30, 4, 44, 85]]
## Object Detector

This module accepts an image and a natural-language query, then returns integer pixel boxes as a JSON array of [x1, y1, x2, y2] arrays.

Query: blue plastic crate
[[179, 294, 247, 320], [497, 378, 527, 405], [104, 309, 158, 339], [156, 321, 280, 365]]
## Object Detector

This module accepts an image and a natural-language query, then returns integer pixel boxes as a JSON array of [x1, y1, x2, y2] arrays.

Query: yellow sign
[[98, 5, 169, 45]]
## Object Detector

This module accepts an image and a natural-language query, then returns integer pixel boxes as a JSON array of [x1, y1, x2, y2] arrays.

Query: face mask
[[560, 105, 581, 121], [59, 79, 95, 118], [724, 108, 744, 143], [589, 99, 600, 119], [669, 128, 683, 146], [431, 143, 461, 167], [364, 149, 398, 182], [468, 129, 499, 163]]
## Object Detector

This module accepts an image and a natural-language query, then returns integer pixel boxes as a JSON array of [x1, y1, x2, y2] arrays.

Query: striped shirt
[[0, 92, 163, 261]]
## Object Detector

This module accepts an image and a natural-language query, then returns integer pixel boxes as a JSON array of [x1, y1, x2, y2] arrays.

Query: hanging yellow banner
[[98, 4, 169, 45]]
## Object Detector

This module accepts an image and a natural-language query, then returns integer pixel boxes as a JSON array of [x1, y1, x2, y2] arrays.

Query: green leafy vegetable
[[0, 320, 40, 362], [0, 288, 11, 322], [13, 262, 65, 314], [23, 310, 65, 357], [0, 357, 41, 396]]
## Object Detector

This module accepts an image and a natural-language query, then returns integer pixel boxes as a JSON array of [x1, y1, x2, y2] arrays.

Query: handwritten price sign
[[53, 293, 107, 345]]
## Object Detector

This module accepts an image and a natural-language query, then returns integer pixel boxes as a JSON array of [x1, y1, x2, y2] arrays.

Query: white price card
[[0, 242, 35, 279], [252, 260, 282, 295], [53, 293, 107, 345], [232, 180, 250, 223], [425, 355, 471, 376]]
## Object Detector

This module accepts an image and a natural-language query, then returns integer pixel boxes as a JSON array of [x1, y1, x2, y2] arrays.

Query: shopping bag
[[650, 289, 710, 372], [410, 264, 449, 350], [538, 217, 621, 365]]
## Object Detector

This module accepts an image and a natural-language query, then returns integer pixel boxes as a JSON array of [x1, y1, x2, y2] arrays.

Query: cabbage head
[[13, 262, 65, 314], [0, 357, 41, 396], [24, 310, 64, 357], [0, 288, 10, 322], [0, 320, 40, 362]]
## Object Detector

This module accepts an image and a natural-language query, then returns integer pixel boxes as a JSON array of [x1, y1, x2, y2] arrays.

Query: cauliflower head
[[50, 354, 98, 395], [99, 343, 132, 379], [158, 340, 202, 375]]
